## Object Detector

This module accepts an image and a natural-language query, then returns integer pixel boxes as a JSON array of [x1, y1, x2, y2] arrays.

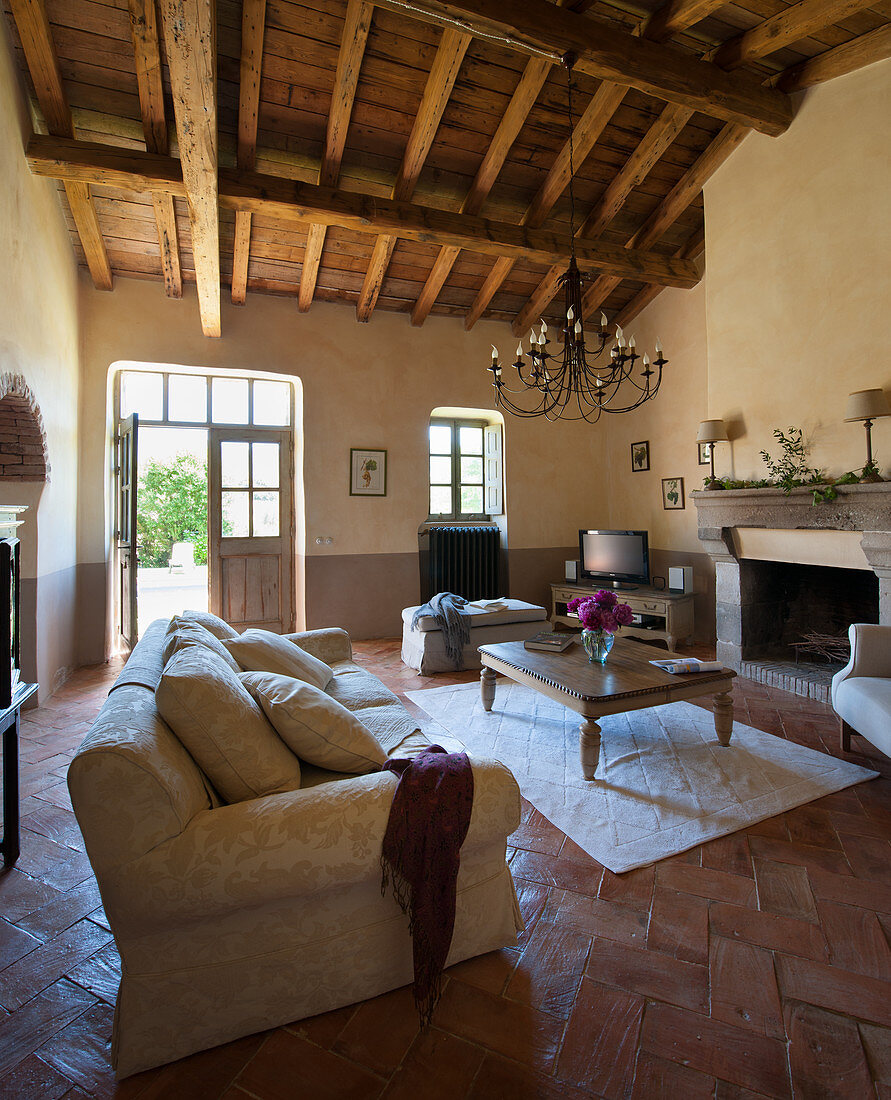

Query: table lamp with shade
[[844, 389, 890, 482], [696, 419, 729, 489]]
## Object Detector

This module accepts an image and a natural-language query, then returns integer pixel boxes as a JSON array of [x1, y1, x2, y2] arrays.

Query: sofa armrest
[[283, 628, 352, 664], [101, 758, 521, 933], [832, 624, 891, 705]]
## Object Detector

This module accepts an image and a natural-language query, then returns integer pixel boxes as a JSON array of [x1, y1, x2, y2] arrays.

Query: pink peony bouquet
[[567, 589, 634, 634]]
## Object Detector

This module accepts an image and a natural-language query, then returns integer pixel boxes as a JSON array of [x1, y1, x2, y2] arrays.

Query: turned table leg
[[580, 718, 602, 781], [713, 691, 734, 746], [480, 666, 497, 712]]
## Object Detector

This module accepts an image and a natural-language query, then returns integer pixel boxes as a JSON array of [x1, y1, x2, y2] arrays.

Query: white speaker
[[668, 566, 693, 593], [565, 559, 578, 582]]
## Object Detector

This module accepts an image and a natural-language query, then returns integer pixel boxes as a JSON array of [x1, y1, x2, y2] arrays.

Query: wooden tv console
[[550, 582, 694, 651]]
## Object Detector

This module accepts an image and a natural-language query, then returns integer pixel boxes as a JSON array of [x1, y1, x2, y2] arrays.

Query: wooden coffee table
[[478, 637, 736, 781]]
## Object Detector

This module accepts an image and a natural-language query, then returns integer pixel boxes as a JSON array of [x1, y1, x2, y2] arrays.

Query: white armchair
[[831, 623, 891, 759]]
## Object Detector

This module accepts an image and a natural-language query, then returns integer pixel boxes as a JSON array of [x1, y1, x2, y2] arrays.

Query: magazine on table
[[650, 658, 723, 674]]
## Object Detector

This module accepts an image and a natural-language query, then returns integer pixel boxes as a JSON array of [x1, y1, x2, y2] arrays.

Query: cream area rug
[[405, 681, 878, 874]]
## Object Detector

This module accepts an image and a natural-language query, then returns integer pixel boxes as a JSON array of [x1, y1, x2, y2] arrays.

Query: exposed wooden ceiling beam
[[356, 27, 471, 322], [9, 0, 112, 291], [372, 0, 793, 135], [644, 0, 728, 43], [776, 24, 891, 92], [614, 225, 704, 327], [463, 80, 625, 329], [159, 0, 220, 337], [25, 136, 701, 289], [711, 0, 880, 70], [299, 0, 373, 313], [232, 0, 267, 306], [128, 0, 181, 299], [410, 53, 551, 326], [577, 122, 746, 320], [512, 100, 691, 337]]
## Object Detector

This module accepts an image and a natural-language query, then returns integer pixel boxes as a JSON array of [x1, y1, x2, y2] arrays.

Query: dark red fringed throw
[[381, 745, 474, 1026]]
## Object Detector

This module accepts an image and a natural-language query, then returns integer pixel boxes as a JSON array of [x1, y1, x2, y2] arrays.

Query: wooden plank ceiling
[[4, 0, 890, 337]]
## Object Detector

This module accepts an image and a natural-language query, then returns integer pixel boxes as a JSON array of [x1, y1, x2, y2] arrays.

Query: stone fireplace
[[693, 484, 891, 701]]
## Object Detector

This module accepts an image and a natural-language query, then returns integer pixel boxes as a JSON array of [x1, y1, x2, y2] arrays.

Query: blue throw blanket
[[411, 592, 470, 669]]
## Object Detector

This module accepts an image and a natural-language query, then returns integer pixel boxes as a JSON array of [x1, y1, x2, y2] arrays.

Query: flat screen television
[[578, 529, 649, 589]]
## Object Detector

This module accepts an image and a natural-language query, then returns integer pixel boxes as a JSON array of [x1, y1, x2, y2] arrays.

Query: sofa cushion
[[156, 648, 302, 803], [163, 616, 241, 674], [224, 629, 333, 690], [181, 609, 240, 641], [240, 672, 386, 774], [326, 667, 401, 710], [350, 703, 423, 756]]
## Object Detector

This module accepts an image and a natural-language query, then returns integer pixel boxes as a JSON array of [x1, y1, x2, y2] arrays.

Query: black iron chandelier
[[487, 58, 668, 423]]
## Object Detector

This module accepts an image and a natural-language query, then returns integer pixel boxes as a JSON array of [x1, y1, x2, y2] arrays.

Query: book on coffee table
[[524, 632, 576, 652]]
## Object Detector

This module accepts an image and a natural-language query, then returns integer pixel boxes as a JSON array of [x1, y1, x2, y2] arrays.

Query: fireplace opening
[[737, 559, 879, 700]]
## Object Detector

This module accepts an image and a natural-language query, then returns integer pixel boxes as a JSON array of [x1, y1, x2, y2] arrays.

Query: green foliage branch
[[137, 454, 208, 567]]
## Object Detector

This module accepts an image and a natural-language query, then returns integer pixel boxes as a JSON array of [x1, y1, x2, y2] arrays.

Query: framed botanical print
[[631, 440, 650, 472], [350, 449, 387, 496], [662, 477, 685, 510]]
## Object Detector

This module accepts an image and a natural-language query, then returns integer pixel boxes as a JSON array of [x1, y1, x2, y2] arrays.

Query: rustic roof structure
[[4, 0, 890, 336]]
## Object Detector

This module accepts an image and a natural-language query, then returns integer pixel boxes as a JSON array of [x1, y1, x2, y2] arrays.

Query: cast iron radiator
[[419, 526, 501, 603]]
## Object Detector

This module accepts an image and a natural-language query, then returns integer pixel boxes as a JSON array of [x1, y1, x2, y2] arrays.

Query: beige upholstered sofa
[[832, 622, 891, 759], [68, 620, 523, 1078]]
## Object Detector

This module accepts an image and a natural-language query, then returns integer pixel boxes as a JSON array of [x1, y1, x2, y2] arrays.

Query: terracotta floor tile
[[647, 887, 709, 966], [839, 833, 891, 882], [129, 1032, 268, 1100], [19, 805, 85, 854], [469, 1052, 595, 1100], [446, 946, 520, 996], [829, 808, 891, 840], [0, 870, 62, 924], [511, 877, 550, 945], [287, 1001, 357, 1050], [382, 1028, 485, 1100], [753, 859, 819, 923], [510, 819, 564, 857], [333, 985, 420, 1078], [807, 865, 891, 914], [556, 977, 643, 1099], [551, 889, 649, 947], [817, 898, 891, 980], [776, 954, 891, 1028], [784, 805, 842, 850], [640, 1001, 791, 1099], [598, 864, 655, 912], [587, 936, 708, 1014], [631, 1050, 716, 1100], [0, 1052, 71, 1099], [16, 880, 104, 942], [656, 862, 757, 908], [0, 979, 95, 1077], [504, 918, 590, 1018], [708, 901, 829, 962], [64, 942, 121, 1005], [509, 849, 601, 897], [0, 920, 41, 970], [700, 832, 753, 878], [859, 1023, 891, 1085], [0, 918, 113, 1011], [35, 1001, 125, 1100], [787, 1002, 874, 1099], [745, 816, 790, 841], [709, 935, 784, 1039], [235, 1030, 384, 1100], [431, 976, 564, 1072], [749, 835, 853, 878]]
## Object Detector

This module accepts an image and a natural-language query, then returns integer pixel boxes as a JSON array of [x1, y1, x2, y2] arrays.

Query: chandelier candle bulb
[[567, 306, 574, 321], [629, 335, 636, 349], [600, 312, 608, 328], [491, 345, 498, 361]]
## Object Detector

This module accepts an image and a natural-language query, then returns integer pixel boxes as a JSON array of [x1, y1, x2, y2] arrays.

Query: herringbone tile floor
[[0, 640, 889, 1098]]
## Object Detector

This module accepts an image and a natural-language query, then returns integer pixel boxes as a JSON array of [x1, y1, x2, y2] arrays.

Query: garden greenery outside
[[137, 454, 208, 567]]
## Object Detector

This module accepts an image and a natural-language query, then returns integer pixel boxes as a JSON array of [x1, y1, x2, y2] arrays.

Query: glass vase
[[581, 628, 615, 665]]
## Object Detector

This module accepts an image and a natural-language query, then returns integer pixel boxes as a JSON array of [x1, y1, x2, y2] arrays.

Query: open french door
[[115, 413, 139, 652], [208, 427, 294, 633]]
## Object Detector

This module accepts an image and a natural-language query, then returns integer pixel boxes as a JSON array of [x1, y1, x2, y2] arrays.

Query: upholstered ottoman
[[402, 599, 550, 674]]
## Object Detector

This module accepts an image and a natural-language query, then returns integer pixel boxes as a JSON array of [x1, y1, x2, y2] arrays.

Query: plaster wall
[[0, 20, 80, 696], [705, 59, 891, 482], [78, 276, 607, 651]]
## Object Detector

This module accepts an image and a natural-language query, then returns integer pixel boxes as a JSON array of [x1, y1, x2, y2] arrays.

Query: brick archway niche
[[0, 374, 50, 696]]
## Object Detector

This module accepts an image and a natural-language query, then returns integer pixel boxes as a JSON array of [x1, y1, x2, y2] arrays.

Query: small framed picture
[[350, 448, 387, 496], [662, 477, 685, 510], [698, 442, 712, 465], [631, 440, 650, 472]]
